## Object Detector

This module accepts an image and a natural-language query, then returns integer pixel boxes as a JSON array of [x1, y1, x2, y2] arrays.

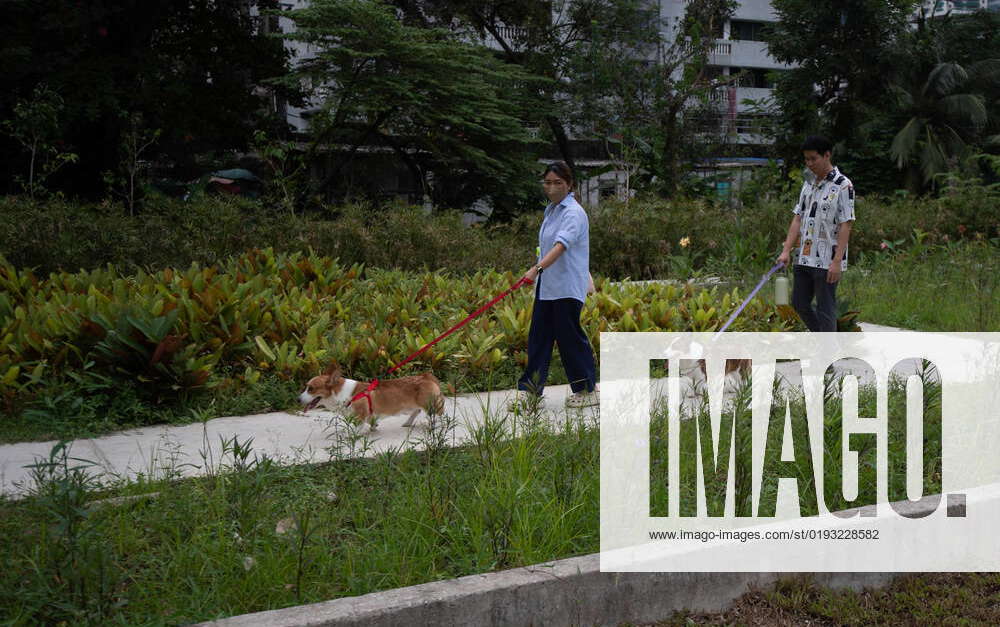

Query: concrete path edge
[[194, 556, 895, 627], [195, 487, 965, 627]]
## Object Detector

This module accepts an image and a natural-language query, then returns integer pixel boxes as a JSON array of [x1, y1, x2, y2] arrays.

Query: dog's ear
[[323, 362, 341, 378]]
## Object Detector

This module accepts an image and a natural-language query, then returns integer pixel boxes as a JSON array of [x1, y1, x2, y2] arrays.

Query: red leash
[[348, 276, 534, 412]]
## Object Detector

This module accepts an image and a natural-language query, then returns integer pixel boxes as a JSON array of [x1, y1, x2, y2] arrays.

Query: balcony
[[686, 39, 789, 71], [707, 87, 776, 112]]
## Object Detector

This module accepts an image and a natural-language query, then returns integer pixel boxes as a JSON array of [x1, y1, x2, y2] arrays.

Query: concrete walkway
[[0, 382, 601, 499], [0, 322, 911, 499]]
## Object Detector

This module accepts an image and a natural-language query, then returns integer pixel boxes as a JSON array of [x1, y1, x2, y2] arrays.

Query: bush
[[0, 249, 794, 435], [2, 189, 995, 281], [0, 195, 534, 277]]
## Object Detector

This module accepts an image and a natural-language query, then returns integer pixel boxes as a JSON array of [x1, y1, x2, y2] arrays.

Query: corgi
[[298, 364, 445, 430]]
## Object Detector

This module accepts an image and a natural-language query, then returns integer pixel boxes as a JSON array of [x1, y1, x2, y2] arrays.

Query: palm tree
[[889, 60, 1000, 191]]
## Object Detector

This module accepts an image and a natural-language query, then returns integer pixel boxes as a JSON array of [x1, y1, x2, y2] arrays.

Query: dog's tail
[[420, 372, 449, 413]]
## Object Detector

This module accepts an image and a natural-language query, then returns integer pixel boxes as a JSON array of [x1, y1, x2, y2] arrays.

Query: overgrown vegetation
[[0, 409, 600, 625], [650, 364, 943, 518], [845, 235, 999, 332], [2, 181, 997, 278], [0, 368, 945, 625]]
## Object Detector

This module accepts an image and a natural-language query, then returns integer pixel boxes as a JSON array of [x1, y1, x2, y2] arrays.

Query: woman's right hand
[[523, 266, 540, 284]]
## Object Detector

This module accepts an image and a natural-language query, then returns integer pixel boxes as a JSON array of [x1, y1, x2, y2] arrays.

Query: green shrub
[[0, 248, 793, 434], [3, 189, 994, 282]]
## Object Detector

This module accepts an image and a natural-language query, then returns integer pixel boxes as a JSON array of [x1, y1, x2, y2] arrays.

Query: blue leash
[[713, 262, 785, 340]]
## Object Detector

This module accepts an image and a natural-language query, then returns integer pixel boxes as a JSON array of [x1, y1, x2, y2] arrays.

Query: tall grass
[[0, 407, 599, 625], [843, 239, 999, 332]]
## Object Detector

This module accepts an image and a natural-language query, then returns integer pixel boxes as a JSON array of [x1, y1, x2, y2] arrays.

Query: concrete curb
[[193, 492, 968, 627], [194, 555, 894, 627]]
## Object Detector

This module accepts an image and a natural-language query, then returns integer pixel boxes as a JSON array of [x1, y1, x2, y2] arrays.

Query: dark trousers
[[792, 264, 839, 332], [518, 295, 596, 395]]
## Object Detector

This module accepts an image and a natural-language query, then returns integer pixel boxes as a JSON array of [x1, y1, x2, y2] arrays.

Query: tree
[[102, 112, 161, 215], [276, 0, 544, 210], [763, 0, 920, 166], [567, 0, 738, 197], [2, 84, 79, 199], [889, 60, 1000, 191], [386, 0, 665, 172], [0, 1, 294, 197]]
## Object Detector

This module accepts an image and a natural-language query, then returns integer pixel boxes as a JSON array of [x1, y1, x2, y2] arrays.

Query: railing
[[711, 41, 732, 56], [683, 39, 732, 57], [494, 25, 528, 43], [695, 113, 777, 136]]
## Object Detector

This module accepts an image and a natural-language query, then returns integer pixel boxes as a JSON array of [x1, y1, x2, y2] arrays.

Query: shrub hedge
[[3, 189, 995, 280]]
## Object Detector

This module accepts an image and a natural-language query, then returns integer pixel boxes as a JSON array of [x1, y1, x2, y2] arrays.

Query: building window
[[729, 20, 769, 42]]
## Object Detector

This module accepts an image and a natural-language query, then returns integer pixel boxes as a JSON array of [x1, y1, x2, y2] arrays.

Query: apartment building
[[921, 0, 1000, 16], [658, 0, 788, 147], [264, 1, 791, 206]]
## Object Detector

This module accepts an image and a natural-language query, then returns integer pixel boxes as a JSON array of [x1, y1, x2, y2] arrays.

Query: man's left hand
[[827, 265, 842, 283]]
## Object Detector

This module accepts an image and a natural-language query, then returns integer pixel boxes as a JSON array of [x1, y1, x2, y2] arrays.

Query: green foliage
[[102, 112, 161, 216], [16, 443, 121, 623], [766, 5, 1000, 194], [570, 0, 738, 197], [0, 0, 293, 197], [2, 84, 79, 199], [888, 53, 1000, 191], [276, 0, 543, 209], [765, 0, 919, 143], [652, 370, 941, 521], [4, 188, 995, 282], [0, 247, 791, 434], [387, 0, 666, 181], [251, 130, 308, 216], [844, 236, 999, 332], [0, 414, 600, 624]]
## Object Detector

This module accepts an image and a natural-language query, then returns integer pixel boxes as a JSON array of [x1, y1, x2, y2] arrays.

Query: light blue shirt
[[537, 192, 589, 302]]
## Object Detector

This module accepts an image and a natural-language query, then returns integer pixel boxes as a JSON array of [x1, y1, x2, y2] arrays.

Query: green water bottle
[[775, 275, 790, 306]]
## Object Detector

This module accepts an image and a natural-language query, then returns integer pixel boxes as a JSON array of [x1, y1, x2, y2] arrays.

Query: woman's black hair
[[543, 161, 575, 189]]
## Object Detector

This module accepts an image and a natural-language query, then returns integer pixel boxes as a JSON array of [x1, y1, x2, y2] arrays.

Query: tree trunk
[[545, 115, 576, 172], [313, 110, 394, 196]]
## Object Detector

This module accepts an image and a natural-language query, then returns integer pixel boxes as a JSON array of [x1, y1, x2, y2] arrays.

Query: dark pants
[[792, 264, 839, 332], [518, 295, 596, 395]]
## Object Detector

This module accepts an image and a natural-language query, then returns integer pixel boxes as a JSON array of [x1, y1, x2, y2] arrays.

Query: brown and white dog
[[298, 364, 445, 430]]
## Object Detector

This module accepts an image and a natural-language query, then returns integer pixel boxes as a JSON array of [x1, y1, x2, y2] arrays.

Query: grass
[[0, 405, 599, 625], [842, 239, 998, 332], [0, 371, 301, 445], [651, 573, 1000, 625], [0, 365, 946, 625], [0, 352, 571, 445]]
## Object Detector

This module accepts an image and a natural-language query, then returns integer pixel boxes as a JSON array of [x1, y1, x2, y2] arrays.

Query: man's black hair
[[801, 135, 833, 154]]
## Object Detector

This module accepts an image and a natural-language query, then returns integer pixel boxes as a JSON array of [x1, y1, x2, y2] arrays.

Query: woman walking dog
[[514, 161, 598, 409]]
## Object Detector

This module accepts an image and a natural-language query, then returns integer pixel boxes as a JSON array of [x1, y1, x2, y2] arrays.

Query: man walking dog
[[777, 136, 856, 332]]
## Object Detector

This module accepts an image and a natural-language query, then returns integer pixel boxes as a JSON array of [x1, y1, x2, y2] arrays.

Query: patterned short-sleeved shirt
[[793, 166, 856, 271]]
